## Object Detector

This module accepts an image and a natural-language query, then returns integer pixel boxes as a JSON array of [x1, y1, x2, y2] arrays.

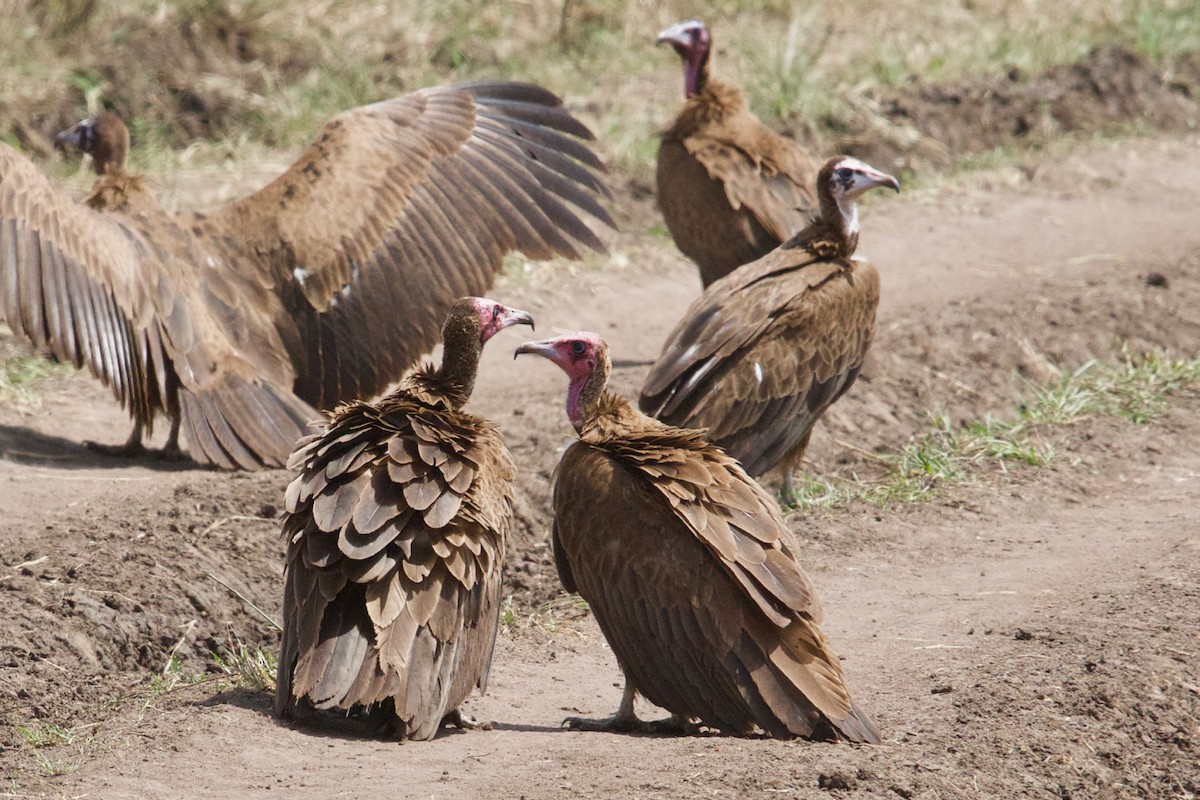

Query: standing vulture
[[0, 81, 612, 469], [656, 19, 819, 287], [516, 331, 879, 742], [276, 296, 531, 741], [640, 156, 899, 501]]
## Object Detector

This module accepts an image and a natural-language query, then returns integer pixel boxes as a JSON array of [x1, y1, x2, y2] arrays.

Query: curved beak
[[53, 120, 88, 153], [865, 166, 901, 194], [514, 338, 555, 361], [500, 307, 535, 332]]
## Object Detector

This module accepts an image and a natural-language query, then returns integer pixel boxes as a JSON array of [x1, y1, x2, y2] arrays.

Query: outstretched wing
[[639, 248, 877, 476], [208, 81, 614, 407], [0, 143, 315, 468], [1, 143, 168, 423]]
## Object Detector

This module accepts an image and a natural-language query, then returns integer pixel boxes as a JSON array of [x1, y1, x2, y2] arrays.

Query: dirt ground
[[3, 129, 1200, 798]]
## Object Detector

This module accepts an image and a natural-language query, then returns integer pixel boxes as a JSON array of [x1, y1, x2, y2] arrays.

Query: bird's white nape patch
[[754, 361, 764, 384], [840, 203, 860, 239], [293, 266, 311, 285]]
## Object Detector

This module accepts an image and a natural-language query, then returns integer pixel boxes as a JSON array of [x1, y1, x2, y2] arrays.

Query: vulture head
[[657, 19, 711, 98], [515, 331, 610, 431], [818, 156, 900, 239], [54, 111, 130, 176], [437, 297, 534, 405]]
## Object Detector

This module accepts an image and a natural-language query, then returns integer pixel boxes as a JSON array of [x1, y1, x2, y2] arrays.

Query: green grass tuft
[[0, 354, 77, 406], [790, 349, 1200, 509]]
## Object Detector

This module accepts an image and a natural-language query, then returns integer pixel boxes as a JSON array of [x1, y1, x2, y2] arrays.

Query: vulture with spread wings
[[0, 81, 612, 469], [656, 19, 819, 287], [641, 156, 898, 500]]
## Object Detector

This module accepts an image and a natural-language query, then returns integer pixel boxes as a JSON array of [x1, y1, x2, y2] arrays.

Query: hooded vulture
[[640, 156, 899, 501], [516, 331, 879, 742], [656, 19, 819, 288], [276, 296, 531, 740], [0, 81, 612, 469]]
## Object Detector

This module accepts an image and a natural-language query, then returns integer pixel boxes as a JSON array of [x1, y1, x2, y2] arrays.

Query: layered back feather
[[276, 375, 514, 740]]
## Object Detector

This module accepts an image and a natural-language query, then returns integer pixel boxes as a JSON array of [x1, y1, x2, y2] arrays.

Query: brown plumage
[[516, 331, 878, 741], [276, 296, 530, 741], [656, 20, 819, 288], [640, 156, 899, 500], [0, 82, 612, 469]]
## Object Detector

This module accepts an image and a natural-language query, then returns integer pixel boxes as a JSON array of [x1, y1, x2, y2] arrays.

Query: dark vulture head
[[438, 297, 534, 405], [817, 156, 900, 238], [54, 111, 130, 176], [515, 331, 610, 431], [657, 19, 711, 98]]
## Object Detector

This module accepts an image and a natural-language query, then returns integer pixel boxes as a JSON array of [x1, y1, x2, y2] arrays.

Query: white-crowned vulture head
[[818, 156, 900, 238], [657, 19, 711, 98]]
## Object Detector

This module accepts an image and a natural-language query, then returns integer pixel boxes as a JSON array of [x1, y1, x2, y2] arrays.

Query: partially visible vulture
[[0, 81, 612, 469], [640, 156, 899, 501], [516, 331, 879, 741], [656, 19, 819, 287], [275, 296, 531, 741]]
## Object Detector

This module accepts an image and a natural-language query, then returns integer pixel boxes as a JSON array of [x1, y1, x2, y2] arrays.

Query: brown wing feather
[[1, 144, 316, 468], [640, 246, 879, 477], [207, 81, 613, 408], [553, 424, 877, 741], [276, 390, 512, 740]]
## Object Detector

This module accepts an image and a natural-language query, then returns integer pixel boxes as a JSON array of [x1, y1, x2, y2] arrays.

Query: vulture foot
[[85, 419, 186, 462], [442, 708, 492, 731], [563, 711, 696, 736]]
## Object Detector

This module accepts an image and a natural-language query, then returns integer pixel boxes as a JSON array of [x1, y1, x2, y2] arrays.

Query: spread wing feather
[[276, 390, 512, 740], [211, 81, 613, 408]]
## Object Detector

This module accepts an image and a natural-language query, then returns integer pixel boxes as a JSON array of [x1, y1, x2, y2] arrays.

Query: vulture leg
[[564, 679, 697, 735], [84, 420, 146, 458], [779, 430, 813, 506], [442, 708, 491, 731], [162, 414, 183, 459]]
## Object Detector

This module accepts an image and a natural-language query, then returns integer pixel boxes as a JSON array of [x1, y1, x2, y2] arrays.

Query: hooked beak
[[514, 338, 555, 361], [53, 120, 89, 153], [864, 166, 901, 194], [500, 308, 535, 332]]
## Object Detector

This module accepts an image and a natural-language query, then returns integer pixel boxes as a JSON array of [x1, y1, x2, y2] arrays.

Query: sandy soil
[[2, 135, 1199, 799]]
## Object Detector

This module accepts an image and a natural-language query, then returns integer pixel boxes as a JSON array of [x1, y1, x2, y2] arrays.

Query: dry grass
[[2, 0, 1195, 177]]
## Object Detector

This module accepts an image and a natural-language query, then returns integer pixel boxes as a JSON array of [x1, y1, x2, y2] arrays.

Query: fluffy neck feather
[[434, 313, 484, 409]]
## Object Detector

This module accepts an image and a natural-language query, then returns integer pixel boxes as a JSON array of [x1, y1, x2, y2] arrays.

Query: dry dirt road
[[1, 135, 1198, 799]]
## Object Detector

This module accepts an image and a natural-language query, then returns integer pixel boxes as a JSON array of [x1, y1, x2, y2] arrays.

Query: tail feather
[[178, 377, 318, 469]]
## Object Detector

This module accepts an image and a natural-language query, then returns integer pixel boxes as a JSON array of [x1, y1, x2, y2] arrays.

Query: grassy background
[[2, 0, 1198, 179]]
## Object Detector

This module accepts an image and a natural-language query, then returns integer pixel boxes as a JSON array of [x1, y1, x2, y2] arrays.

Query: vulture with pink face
[[641, 156, 899, 501], [0, 81, 612, 469], [517, 331, 879, 742], [656, 19, 819, 287], [276, 296, 531, 741]]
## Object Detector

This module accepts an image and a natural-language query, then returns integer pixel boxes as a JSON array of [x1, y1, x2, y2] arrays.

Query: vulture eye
[[491, 305, 501, 320], [836, 167, 855, 182], [569, 341, 587, 356]]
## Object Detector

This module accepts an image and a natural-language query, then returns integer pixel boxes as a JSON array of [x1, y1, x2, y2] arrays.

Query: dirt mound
[[2, 2, 321, 155], [839, 46, 1200, 171]]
